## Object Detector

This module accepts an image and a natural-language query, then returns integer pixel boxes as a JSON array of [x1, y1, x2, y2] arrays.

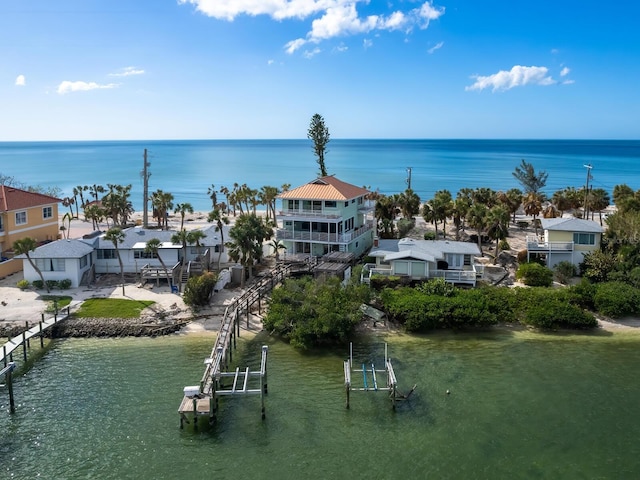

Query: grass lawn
[[75, 298, 155, 318], [40, 295, 73, 313]]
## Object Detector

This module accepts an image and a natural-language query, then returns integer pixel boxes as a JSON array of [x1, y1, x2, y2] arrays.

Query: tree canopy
[[512, 159, 548, 194], [307, 113, 330, 177]]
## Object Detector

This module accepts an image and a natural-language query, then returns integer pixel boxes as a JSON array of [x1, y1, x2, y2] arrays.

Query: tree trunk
[[27, 255, 50, 293]]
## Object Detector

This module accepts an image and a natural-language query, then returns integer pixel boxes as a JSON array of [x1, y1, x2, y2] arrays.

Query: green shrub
[[554, 261, 577, 285], [423, 231, 436, 240], [416, 278, 457, 297], [32, 279, 44, 289], [567, 279, 596, 310], [498, 239, 510, 251], [397, 218, 415, 238], [58, 279, 72, 289], [580, 250, 617, 283], [516, 262, 553, 287], [183, 272, 218, 307], [17, 279, 30, 290], [370, 274, 403, 291], [594, 281, 640, 318], [45, 280, 58, 290], [524, 301, 596, 329]]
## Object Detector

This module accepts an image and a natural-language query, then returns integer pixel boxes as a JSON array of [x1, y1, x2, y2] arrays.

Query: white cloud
[[562, 79, 575, 85], [303, 47, 322, 59], [560, 66, 570, 77], [109, 66, 145, 77], [465, 65, 556, 92], [178, 1, 445, 54], [57, 80, 118, 95], [15, 75, 26, 86], [427, 41, 444, 54], [363, 38, 373, 49]]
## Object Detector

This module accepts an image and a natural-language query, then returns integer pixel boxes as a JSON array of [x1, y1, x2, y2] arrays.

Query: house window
[[80, 254, 88, 269], [351, 199, 356, 204], [214, 245, 222, 253], [344, 201, 349, 207], [287, 200, 299, 210], [325, 201, 336, 208], [43, 206, 53, 219], [345, 217, 354, 231], [15, 211, 27, 225], [312, 201, 322, 211], [573, 233, 595, 245], [0, 216, 3, 232], [97, 249, 118, 260], [134, 249, 156, 259], [35, 258, 65, 272], [358, 197, 363, 205]]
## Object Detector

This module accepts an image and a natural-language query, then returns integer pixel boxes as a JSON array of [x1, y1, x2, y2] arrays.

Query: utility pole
[[583, 164, 592, 219], [142, 149, 151, 228], [406, 167, 412, 190]]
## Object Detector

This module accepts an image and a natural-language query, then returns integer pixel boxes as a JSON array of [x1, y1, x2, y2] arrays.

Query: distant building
[[526, 217, 604, 268], [276, 176, 374, 258]]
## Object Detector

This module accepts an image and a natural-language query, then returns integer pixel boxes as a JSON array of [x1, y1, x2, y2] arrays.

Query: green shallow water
[[2, 330, 640, 479]]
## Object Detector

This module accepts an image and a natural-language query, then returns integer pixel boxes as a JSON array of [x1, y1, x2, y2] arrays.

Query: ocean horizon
[[1, 138, 638, 212]]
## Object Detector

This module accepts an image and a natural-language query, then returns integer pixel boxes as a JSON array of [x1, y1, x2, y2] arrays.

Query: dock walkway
[[178, 264, 290, 428]]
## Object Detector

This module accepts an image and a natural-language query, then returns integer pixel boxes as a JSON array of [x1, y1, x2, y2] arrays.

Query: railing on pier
[[178, 263, 291, 428], [1, 303, 78, 414]]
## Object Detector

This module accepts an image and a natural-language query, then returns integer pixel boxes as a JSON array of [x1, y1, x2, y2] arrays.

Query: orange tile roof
[[278, 176, 370, 201], [0, 185, 61, 212]]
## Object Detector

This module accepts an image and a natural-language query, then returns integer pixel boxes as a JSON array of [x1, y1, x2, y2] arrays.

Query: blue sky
[[1, 0, 639, 141]]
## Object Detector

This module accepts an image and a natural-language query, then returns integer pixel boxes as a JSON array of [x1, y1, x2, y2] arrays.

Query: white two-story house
[[276, 176, 374, 258]]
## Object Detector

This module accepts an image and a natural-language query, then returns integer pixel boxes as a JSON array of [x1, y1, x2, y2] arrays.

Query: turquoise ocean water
[[2, 331, 640, 479], [0, 139, 638, 212]]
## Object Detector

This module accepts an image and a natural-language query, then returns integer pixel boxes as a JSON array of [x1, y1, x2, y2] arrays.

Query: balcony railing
[[526, 237, 574, 252], [277, 223, 373, 244], [278, 209, 342, 219], [361, 263, 481, 285]]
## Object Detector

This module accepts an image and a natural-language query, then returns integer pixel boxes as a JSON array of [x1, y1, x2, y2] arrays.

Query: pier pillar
[[39, 322, 44, 348], [25, 322, 30, 348], [22, 331, 27, 361]]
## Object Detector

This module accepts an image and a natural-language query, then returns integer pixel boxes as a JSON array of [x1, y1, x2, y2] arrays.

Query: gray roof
[[16, 239, 94, 259], [541, 217, 604, 233], [370, 238, 480, 261], [96, 226, 229, 250]]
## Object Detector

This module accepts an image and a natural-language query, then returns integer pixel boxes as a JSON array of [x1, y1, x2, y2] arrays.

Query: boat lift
[[343, 343, 415, 410]]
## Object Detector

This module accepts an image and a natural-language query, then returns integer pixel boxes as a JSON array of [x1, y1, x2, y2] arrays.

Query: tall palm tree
[[374, 195, 398, 239], [104, 227, 126, 295], [174, 202, 194, 231], [145, 238, 170, 285], [207, 184, 218, 209], [13, 237, 49, 293], [150, 189, 174, 230], [227, 213, 274, 285], [61, 212, 73, 239], [186, 230, 207, 257], [486, 205, 510, 264], [398, 188, 421, 220], [269, 239, 287, 261], [523, 192, 543, 234], [208, 207, 230, 271], [588, 188, 611, 225]]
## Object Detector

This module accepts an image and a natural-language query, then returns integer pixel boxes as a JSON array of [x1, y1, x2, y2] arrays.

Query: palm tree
[[466, 203, 488, 254], [269, 239, 287, 261], [62, 196, 75, 217], [13, 237, 49, 293], [227, 213, 274, 285], [588, 188, 611, 225], [208, 207, 230, 271], [175, 202, 194, 231], [145, 238, 170, 285], [486, 205, 510, 264], [104, 227, 126, 295], [84, 203, 106, 231], [186, 230, 207, 257], [150, 189, 174, 230], [498, 188, 523, 224], [207, 184, 218, 209], [374, 195, 398, 239], [61, 212, 73, 239]]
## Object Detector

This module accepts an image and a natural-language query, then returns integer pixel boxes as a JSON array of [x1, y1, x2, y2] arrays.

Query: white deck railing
[[276, 223, 373, 244], [361, 263, 481, 285], [525, 237, 574, 251]]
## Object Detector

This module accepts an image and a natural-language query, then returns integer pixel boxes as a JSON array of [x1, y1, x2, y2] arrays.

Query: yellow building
[[0, 185, 61, 276]]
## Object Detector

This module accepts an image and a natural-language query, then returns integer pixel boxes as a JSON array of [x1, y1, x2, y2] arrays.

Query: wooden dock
[[1, 303, 77, 413], [178, 264, 290, 428]]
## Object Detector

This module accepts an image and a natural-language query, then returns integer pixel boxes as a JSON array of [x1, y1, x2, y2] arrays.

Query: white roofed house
[[526, 218, 604, 269], [17, 239, 95, 288], [363, 238, 483, 286], [276, 176, 375, 259]]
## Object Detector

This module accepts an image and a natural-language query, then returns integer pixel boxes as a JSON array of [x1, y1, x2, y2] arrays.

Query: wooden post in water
[[1, 362, 16, 414], [25, 322, 30, 348], [39, 321, 44, 348], [246, 299, 250, 329], [22, 331, 27, 361], [2, 345, 6, 368]]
